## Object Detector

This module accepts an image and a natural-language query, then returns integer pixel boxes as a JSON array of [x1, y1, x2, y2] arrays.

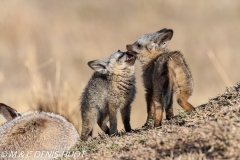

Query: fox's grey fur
[[0, 103, 80, 159], [80, 51, 136, 141], [126, 28, 195, 127]]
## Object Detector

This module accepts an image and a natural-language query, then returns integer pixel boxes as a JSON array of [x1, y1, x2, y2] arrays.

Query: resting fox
[[80, 50, 136, 141], [0, 103, 80, 158], [126, 28, 195, 127]]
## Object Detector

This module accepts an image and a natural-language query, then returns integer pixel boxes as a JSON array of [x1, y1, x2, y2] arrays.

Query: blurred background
[[0, 0, 240, 135]]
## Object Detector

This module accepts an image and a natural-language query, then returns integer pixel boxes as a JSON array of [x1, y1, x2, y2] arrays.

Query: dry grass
[[24, 51, 81, 130], [70, 82, 240, 159]]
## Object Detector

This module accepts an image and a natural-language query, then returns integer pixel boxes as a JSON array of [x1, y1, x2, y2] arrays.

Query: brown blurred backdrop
[[0, 0, 240, 135]]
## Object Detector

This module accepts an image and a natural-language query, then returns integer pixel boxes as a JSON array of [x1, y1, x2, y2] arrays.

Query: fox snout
[[126, 44, 138, 57]]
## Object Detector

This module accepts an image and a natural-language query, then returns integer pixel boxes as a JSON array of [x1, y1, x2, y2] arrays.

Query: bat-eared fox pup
[[0, 103, 80, 157], [80, 50, 136, 141], [126, 28, 195, 127]]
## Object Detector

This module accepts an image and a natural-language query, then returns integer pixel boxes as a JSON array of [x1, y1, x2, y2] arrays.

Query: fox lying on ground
[[126, 28, 195, 127], [80, 50, 136, 141], [0, 103, 80, 159]]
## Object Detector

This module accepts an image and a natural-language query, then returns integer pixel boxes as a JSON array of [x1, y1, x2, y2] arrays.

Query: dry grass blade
[[206, 49, 233, 87]]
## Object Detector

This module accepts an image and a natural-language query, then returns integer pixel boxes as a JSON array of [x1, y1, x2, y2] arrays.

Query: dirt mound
[[73, 82, 240, 159]]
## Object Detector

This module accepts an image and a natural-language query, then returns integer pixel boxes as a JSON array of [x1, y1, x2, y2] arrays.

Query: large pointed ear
[[0, 103, 22, 121], [154, 29, 173, 49], [88, 58, 108, 74]]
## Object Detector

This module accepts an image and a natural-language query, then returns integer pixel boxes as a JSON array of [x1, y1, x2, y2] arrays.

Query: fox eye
[[137, 43, 142, 48]]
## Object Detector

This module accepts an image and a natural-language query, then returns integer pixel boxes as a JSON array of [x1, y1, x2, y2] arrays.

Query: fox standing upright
[[80, 51, 136, 141], [126, 28, 195, 127]]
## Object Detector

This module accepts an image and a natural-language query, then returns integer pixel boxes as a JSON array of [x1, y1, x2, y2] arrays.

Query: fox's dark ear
[[88, 59, 108, 74], [0, 103, 21, 121], [154, 29, 173, 49]]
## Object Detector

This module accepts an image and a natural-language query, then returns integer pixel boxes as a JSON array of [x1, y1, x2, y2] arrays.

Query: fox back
[[0, 103, 80, 158], [126, 29, 194, 127]]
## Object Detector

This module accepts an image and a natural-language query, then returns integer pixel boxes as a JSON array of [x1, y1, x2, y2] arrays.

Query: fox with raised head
[[80, 50, 136, 141], [126, 28, 195, 127]]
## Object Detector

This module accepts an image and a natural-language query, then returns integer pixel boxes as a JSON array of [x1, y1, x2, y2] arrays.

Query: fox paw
[[143, 119, 154, 128]]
